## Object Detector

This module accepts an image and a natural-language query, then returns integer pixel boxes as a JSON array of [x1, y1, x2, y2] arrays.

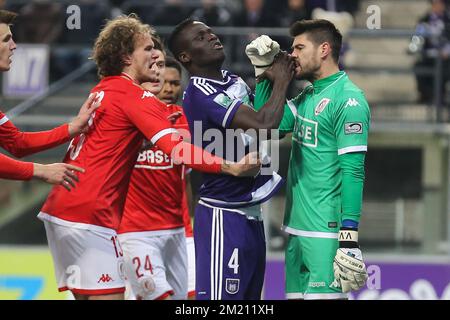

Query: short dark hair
[[0, 10, 17, 25], [167, 18, 195, 60], [290, 19, 342, 63], [165, 56, 182, 75], [152, 34, 166, 56]]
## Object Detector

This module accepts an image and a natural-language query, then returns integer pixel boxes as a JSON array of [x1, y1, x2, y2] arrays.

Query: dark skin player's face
[[179, 22, 225, 68]]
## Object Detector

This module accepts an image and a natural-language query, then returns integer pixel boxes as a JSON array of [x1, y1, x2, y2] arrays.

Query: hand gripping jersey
[[39, 74, 187, 231], [118, 104, 193, 234], [182, 70, 283, 214]]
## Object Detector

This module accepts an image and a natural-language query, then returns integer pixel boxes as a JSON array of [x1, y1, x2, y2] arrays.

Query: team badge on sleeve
[[213, 93, 233, 109], [345, 122, 363, 134], [225, 278, 240, 294], [314, 98, 331, 116]]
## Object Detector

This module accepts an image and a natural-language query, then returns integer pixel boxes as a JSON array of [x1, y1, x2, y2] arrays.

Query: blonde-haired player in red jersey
[[37, 14, 260, 301], [118, 35, 196, 300]]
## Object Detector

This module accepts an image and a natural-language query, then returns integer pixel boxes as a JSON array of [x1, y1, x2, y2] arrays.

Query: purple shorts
[[194, 202, 266, 300]]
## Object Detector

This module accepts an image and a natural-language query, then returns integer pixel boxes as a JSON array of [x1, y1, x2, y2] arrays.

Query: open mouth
[[213, 42, 223, 50]]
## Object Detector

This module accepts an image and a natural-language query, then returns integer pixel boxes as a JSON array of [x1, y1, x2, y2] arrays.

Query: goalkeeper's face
[[290, 34, 321, 82]]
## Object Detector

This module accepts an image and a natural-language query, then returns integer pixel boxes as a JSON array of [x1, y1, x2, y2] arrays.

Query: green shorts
[[285, 234, 347, 299]]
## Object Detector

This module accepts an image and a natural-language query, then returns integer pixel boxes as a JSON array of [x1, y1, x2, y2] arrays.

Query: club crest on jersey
[[225, 278, 240, 294], [142, 91, 154, 99], [314, 98, 331, 116]]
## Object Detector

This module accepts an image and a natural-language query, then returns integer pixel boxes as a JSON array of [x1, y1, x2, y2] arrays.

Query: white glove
[[332, 229, 368, 293], [245, 35, 280, 77]]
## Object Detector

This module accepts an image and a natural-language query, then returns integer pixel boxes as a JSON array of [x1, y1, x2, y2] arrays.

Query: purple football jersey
[[182, 70, 283, 213]]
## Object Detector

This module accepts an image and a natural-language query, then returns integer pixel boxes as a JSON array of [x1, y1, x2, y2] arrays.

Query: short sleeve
[[124, 92, 178, 145], [190, 79, 243, 129], [333, 92, 371, 155]]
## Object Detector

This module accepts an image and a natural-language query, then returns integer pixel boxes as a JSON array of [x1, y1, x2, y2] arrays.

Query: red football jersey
[[118, 104, 194, 234], [40, 74, 178, 231], [0, 111, 70, 158], [0, 110, 70, 180]]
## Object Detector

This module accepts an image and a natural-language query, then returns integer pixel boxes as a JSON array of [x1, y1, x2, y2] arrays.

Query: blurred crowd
[[410, 0, 450, 106], [0, 0, 360, 80], [3, 0, 450, 108]]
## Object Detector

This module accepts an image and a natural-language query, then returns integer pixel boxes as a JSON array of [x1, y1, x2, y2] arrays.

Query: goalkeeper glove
[[245, 35, 280, 77], [332, 227, 368, 293]]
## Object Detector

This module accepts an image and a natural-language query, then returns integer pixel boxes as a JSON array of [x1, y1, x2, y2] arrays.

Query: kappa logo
[[344, 98, 360, 108], [142, 91, 154, 99], [345, 122, 363, 134], [97, 274, 114, 283], [314, 98, 331, 116], [225, 278, 240, 295]]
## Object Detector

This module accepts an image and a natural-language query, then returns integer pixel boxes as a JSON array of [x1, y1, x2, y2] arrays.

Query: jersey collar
[[312, 71, 346, 94], [120, 72, 137, 84], [190, 70, 231, 85]]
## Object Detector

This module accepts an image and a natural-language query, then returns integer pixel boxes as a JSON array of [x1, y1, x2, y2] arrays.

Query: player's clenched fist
[[33, 163, 85, 191], [332, 228, 368, 293]]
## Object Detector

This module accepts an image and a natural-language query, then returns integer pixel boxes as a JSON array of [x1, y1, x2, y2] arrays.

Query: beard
[[295, 63, 320, 83]]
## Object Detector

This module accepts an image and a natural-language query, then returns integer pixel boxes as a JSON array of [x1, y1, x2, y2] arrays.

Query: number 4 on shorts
[[228, 248, 239, 274]]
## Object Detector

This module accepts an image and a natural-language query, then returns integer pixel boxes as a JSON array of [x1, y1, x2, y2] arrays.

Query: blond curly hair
[[92, 14, 154, 78]]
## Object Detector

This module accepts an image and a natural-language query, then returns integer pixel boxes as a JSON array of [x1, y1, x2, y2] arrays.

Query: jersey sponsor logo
[[97, 274, 114, 283], [345, 122, 363, 134], [135, 148, 173, 169], [344, 98, 360, 108], [142, 91, 154, 99], [293, 116, 318, 147], [213, 93, 233, 109], [314, 98, 331, 116], [225, 278, 240, 294]]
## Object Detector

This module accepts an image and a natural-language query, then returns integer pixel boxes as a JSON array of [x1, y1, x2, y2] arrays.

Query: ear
[[178, 51, 191, 64], [320, 42, 332, 59], [122, 53, 132, 66]]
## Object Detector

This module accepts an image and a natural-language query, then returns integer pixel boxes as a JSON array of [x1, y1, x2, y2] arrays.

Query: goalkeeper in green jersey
[[246, 20, 370, 299]]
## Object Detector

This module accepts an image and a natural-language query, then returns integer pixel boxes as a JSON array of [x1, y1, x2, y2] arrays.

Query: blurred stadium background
[[1, 0, 450, 300]]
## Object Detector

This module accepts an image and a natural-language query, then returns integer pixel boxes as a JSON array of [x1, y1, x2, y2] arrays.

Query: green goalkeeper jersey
[[256, 71, 370, 235]]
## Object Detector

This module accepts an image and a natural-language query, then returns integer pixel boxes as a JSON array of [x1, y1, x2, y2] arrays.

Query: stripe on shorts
[[210, 208, 224, 300]]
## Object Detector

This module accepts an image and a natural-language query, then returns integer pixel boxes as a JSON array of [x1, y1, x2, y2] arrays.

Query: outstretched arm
[[0, 95, 98, 158], [0, 152, 84, 191]]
